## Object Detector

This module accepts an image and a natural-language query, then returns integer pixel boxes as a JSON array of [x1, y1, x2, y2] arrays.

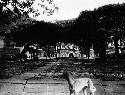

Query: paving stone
[[0, 83, 25, 95], [24, 82, 69, 95]]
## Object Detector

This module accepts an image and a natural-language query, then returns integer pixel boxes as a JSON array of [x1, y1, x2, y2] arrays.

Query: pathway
[[0, 62, 125, 95]]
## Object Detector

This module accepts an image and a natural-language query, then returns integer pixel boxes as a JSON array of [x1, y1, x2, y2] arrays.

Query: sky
[[5, 0, 125, 22], [28, 0, 125, 22]]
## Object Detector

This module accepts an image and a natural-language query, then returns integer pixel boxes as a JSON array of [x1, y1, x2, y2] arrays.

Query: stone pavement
[[0, 62, 125, 95], [0, 77, 108, 95], [0, 63, 70, 95], [0, 79, 69, 95]]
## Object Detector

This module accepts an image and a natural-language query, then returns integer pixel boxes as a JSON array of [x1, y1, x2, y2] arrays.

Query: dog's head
[[61, 71, 68, 78], [61, 71, 73, 79]]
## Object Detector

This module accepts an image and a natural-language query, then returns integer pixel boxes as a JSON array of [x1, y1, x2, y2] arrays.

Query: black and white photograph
[[0, 0, 125, 95]]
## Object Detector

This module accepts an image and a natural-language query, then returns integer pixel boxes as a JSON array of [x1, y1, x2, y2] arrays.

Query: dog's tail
[[88, 79, 96, 95]]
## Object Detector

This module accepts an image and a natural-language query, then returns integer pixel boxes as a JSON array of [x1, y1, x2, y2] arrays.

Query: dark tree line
[[74, 3, 125, 58], [1, 2, 125, 59], [12, 3, 125, 58]]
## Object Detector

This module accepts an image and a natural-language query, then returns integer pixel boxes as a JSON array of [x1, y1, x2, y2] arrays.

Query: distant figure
[[14, 43, 30, 61], [30, 47, 39, 61], [20, 43, 30, 61], [63, 71, 96, 95]]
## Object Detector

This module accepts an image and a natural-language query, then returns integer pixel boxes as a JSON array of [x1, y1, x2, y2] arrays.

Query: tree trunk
[[99, 38, 107, 58], [55, 45, 58, 59], [114, 36, 119, 56], [99, 46, 106, 58]]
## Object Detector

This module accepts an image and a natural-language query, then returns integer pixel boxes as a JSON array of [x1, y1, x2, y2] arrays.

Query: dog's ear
[[63, 70, 68, 74], [61, 71, 67, 78], [65, 71, 68, 74], [62, 71, 71, 77]]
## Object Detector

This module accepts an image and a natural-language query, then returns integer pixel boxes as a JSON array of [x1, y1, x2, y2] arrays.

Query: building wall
[[56, 42, 81, 57]]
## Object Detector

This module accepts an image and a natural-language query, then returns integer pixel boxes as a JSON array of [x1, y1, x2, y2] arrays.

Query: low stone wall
[[0, 47, 20, 59]]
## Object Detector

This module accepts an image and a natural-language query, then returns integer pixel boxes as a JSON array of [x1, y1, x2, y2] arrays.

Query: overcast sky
[[24, 0, 125, 21]]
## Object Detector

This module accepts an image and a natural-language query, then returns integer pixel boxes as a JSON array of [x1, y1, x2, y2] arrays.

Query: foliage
[[75, 3, 125, 57], [0, 0, 59, 34]]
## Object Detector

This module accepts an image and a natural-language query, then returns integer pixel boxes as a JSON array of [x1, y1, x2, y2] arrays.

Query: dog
[[63, 71, 96, 95]]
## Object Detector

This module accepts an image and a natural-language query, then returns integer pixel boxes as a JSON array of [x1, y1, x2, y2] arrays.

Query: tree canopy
[[1, 2, 125, 57]]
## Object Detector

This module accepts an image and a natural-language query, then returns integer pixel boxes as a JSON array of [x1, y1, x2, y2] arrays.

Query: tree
[[0, 0, 59, 47], [76, 10, 98, 58], [75, 3, 125, 58], [94, 3, 125, 57], [0, 0, 59, 33]]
